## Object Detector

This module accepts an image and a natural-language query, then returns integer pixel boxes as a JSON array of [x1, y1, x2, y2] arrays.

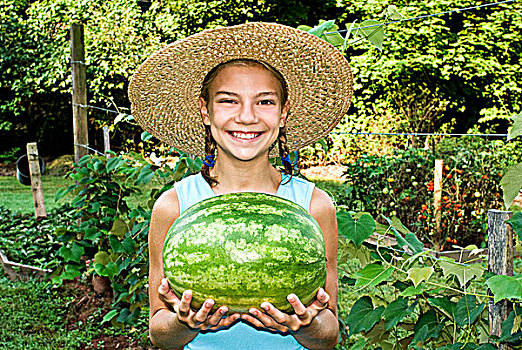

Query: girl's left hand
[[241, 288, 330, 333]]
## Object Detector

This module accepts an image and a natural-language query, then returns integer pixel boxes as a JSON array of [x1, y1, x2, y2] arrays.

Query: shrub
[[340, 138, 522, 249]]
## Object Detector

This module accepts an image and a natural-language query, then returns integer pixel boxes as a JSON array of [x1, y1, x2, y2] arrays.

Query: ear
[[279, 100, 289, 127], [199, 97, 210, 126]]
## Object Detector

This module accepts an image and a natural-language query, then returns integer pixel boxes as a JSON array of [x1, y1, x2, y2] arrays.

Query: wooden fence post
[[26, 143, 46, 218], [434, 159, 443, 242], [488, 209, 514, 349], [71, 23, 89, 163]]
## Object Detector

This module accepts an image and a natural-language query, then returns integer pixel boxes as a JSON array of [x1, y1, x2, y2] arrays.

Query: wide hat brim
[[128, 22, 353, 158]]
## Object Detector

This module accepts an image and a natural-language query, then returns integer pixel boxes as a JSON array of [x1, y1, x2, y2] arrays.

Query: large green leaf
[[407, 267, 433, 287], [508, 212, 522, 240], [354, 19, 384, 51], [501, 162, 522, 209], [485, 274, 522, 303], [507, 113, 522, 141], [307, 19, 336, 38], [352, 262, 395, 288], [383, 297, 417, 330], [454, 294, 485, 327], [438, 260, 484, 287], [345, 296, 385, 335], [337, 211, 376, 247]]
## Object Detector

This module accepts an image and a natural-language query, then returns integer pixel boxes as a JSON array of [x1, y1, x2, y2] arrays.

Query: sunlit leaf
[[486, 274, 522, 303], [438, 260, 484, 287], [308, 19, 336, 37], [407, 267, 434, 287], [387, 5, 404, 20], [501, 162, 522, 209], [507, 113, 522, 141], [354, 20, 384, 51]]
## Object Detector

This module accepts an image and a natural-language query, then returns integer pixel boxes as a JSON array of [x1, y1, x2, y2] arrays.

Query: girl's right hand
[[158, 278, 240, 331]]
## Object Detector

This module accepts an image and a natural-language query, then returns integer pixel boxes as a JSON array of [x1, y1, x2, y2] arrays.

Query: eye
[[217, 99, 237, 104], [259, 99, 276, 105]]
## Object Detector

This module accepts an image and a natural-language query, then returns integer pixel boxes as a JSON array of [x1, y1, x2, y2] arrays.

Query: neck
[[210, 152, 282, 195]]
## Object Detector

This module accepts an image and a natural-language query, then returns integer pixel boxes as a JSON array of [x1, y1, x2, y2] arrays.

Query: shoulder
[[310, 187, 335, 218], [150, 188, 180, 244]]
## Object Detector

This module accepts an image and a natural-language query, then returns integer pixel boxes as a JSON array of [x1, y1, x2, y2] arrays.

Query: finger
[[159, 279, 180, 305], [177, 290, 193, 316], [241, 312, 266, 329], [249, 307, 288, 333], [210, 312, 240, 330], [261, 302, 287, 324], [194, 299, 214, 323], [312, 288, 330, 310], [207, 306, 228, 326], [286, 294, 307, 317]]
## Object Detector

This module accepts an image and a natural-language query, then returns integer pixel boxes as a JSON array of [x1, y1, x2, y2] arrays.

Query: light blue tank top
[[174, 173, 315, 350]]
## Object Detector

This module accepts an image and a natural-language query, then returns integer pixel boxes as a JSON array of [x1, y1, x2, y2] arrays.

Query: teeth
[[231, 132, 259, 139]]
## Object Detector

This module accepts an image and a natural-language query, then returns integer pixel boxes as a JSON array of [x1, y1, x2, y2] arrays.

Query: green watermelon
[[162, 192, 326, 313]]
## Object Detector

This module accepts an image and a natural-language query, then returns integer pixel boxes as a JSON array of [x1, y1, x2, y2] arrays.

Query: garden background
[[1, 0, 522, 349]]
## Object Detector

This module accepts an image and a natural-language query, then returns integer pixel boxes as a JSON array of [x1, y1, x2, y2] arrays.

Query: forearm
[[293, 309, 339, 350], [150, 309, 198, 349]]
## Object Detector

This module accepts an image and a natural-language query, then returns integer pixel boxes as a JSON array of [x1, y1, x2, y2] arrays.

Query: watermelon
[[162, 192, 326, 313]]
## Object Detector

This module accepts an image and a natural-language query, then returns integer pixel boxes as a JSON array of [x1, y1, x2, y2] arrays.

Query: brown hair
[[199, 59, 292, 187]]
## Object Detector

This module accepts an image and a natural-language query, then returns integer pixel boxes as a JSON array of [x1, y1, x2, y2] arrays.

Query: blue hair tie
[[203, 154, 215, 167], [280, 155, 291, 167]]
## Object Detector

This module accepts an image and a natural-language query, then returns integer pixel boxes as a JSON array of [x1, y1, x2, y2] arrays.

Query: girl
[[129, 22, 353, 350]]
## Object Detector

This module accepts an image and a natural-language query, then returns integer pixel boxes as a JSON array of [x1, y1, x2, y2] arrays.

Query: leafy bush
[[0, 204, 79, 269], [52, 151, 201, 327], [340, 138, 522, 249], [336, 209, 522, 349]]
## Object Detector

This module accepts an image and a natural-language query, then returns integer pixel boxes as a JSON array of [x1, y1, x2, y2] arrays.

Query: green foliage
[[0, 270, 150, 349], [501, 113, 522, 209], [0, 205, 79, 269], [339, 138, 522, 248], [52, 152, 197, 326], [336, 210, 522, 349]]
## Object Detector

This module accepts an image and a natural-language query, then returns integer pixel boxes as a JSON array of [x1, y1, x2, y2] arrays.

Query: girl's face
[[199, 64, 289, 163]]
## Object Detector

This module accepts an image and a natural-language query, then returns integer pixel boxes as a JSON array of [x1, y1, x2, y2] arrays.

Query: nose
[[235, 102, 257, 124]]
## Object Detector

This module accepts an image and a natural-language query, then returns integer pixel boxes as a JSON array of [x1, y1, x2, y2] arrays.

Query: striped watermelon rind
[[162, 192, 326, 313]]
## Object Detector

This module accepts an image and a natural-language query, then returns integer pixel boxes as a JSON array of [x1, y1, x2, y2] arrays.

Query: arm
[[148, 189, 239, 349], [241, 188, 339, 349]]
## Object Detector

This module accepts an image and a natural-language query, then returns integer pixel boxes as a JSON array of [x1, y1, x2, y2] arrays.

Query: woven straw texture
[[128, 22, 353, 157]]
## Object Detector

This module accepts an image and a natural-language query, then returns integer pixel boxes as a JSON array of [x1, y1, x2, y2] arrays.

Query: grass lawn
[[0, 175, 73, 214], [0, 174, 348, 215]]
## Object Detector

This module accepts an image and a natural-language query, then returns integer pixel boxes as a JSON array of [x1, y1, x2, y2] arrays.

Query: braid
[[201, 125, 219, 187], [278, 126, 293, 182]]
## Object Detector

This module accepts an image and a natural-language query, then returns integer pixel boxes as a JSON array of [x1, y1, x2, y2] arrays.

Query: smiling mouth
[[229, 131, 262, 140]]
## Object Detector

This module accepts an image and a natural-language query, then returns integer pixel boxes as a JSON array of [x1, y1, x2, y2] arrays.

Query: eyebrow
[[214, 91, 280, 98]]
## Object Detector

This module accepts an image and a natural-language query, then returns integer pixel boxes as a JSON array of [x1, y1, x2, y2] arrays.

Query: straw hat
[[128, 22, 353, 157]]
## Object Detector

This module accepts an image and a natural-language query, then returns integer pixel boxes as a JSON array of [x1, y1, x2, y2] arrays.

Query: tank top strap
[[276, 175, 315, 213], [174, 173, 215, 214]]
